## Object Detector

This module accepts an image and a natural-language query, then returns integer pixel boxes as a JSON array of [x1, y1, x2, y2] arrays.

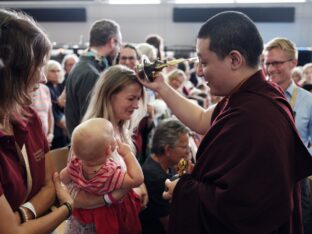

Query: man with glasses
[[264, 37, 312, 234], [118, 44, 141, 70], [65, 19, 122, 138]]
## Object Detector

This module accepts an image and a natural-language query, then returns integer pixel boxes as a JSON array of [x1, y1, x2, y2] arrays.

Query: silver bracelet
[[18, 207, 29, 222], [21, 202, 37, 218]]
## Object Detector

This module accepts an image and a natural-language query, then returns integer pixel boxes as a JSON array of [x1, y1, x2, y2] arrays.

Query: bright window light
[[174, 0, 233, 3], [236, 0, 305, 3], [108, 0, 160, 4], [174, 0, 305, 3]]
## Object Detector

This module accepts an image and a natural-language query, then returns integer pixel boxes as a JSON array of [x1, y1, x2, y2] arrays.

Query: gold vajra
[[176, 158, 188, 177]]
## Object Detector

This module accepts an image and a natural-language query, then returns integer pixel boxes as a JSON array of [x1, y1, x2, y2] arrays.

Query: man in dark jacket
[[65, 19, 122, 137]]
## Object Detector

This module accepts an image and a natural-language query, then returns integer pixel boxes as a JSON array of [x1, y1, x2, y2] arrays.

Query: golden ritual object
[[176, 158, 188, 177], [136, 55, 198, 82], [170, 158, 189, 181]]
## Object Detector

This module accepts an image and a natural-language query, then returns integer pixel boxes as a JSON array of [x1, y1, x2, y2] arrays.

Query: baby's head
[[71, 118, 116, 163]]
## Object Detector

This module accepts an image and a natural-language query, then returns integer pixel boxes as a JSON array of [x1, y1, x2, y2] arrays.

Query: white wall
[[1, 2, 312, 47]]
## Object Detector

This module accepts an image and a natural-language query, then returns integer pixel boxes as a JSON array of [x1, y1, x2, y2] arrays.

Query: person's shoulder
[[38, 83, 50, 93], [14, 107, 43, 132], [142, 158, 165, 178], [25, 106, 41, 122], [69, 65, 98, 79], [298, 86, 312, 98], [67, 59, 99, 79], [235, 76, 288, 112], [297, 87, 312, 107], [231, 90, 272, 111], [142, 157, 155, 169], [229, 88, 286, 128], [66, 67, 99, 91]]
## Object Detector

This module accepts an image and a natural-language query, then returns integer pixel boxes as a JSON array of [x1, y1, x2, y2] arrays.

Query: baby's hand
[[116, 139, 132, 158]]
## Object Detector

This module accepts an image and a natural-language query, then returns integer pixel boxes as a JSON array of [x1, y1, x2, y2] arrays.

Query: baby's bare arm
[[117, 141, 144, 189]]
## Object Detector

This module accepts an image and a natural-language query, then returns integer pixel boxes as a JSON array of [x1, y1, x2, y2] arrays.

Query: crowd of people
[[1, 7, 312, 234]]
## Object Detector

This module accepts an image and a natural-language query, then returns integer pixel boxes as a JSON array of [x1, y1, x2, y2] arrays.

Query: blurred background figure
[[31, 83, 55, 147], [302, 63, 312, 92], [58, 53, 79, 116], [45, 60, 69, 149], [145, 34, 165, 60], [145, 34, 164, 60], [61, 53, 79, 86], [118, 43, 141, 70], [166, 69, 186, 94], [137, 42, 157, 62], [291, 66, 303, 86]]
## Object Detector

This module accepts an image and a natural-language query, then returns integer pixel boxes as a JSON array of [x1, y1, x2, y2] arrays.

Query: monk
[[140, 11, 312, 234]]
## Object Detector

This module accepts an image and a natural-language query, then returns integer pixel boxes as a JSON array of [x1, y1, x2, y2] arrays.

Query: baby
[[60, 118, 144, 234]]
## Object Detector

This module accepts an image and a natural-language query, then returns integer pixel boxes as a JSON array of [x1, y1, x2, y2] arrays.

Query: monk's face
[[196, 38, 232, 96], [263, 47, 296, 89]]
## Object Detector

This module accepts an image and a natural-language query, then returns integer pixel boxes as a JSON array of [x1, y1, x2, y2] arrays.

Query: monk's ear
[[228, 50, 243, 70]]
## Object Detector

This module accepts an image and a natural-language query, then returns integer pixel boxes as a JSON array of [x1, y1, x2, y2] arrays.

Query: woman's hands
[[53, 172, 73, 207]]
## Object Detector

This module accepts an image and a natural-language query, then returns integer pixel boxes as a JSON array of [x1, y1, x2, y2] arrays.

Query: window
[[108, 0, 160, 4], [174, 0, 305, 3], [174, 0, 232, 3], [236, 0, 305, 3]]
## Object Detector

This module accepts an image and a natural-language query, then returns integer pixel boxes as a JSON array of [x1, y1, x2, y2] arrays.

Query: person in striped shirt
[[60, 118, 143, 234]]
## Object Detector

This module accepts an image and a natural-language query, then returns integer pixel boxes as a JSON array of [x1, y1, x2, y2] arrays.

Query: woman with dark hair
[[0, 9, 73, 233], [145, 34, 164, 60]]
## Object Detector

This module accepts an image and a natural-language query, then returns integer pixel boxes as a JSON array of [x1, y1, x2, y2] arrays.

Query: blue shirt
[[285, 81, 312, 155]]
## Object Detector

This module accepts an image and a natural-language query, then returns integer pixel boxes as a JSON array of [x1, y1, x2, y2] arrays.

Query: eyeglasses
[[175, 145, 190, 151], [120, 56, 136, 61], [264, 59, 293, 68]]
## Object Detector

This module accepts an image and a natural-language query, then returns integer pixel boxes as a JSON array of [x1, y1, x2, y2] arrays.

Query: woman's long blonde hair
[[82, 65, 146, 152]]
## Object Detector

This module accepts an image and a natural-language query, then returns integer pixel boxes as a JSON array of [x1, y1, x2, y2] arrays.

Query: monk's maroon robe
[[169, 70, 312, 234]]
